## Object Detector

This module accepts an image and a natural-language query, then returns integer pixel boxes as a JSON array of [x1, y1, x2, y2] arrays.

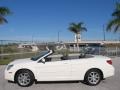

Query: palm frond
[[0, 16, 8, 24], [81, 27, 87, 32], [78, 22, 83, 26], [69, 27, 78, 34], [114, 24, 120, 32], [106, 18, 120, 32], [112, 10, 120, 17], [116, 2, 120, 11], [68, 22, 87, 34], [70, 22, 76, 26], [0, 7, 11, 16]]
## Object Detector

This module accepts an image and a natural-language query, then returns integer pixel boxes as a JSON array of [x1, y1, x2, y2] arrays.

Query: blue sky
[[0, 0, 119, 42]]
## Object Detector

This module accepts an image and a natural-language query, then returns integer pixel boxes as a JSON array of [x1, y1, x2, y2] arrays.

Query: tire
[[84, 69, 102, 86], [15, 69, 34, 87]]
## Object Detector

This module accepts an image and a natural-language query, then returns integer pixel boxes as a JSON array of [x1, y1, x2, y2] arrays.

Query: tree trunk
[[76, 34, 80, 52]]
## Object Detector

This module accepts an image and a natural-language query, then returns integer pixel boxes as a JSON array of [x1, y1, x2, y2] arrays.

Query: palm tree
[[106, 2, 120, 32], [0, 7, 11, 24], [68, 22, 87, 51]]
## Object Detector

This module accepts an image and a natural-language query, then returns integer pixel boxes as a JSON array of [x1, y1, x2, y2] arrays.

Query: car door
[[35, 58, 71, 81], [70, 58, 89, 80]]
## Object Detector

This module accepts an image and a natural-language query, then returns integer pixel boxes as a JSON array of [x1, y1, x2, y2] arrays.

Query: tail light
[[107, 60, 112, 65]]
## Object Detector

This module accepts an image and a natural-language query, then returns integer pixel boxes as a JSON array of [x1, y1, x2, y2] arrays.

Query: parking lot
[[0, 57, 120, 90]]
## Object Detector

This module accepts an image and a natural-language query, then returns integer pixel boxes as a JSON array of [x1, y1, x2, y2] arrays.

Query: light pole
[[103, 25, 106, 41], [32, 35, 34, 43], [58, 31, 60, 43], [0, 40, 3, 60], [57, 30, 61, 43], [118, 33, 120, 41]]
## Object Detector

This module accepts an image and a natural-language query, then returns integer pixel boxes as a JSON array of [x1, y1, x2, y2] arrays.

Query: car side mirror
[[41, 58, 45, 64]]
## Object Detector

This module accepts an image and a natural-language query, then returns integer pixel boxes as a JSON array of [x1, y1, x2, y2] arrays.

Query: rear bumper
[[103, 65, 115, 78]]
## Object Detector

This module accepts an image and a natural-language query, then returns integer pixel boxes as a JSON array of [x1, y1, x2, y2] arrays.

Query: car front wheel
[[15, 70, 34, 87]]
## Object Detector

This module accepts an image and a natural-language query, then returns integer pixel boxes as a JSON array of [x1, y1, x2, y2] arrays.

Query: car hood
[[8, 58, 34, 65]]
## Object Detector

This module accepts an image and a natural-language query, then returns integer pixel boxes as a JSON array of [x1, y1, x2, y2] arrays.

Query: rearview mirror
[[41, 58, 45, 64]]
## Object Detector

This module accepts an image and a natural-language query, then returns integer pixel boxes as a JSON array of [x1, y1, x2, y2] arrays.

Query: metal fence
[[69, 46, 120, 56], [0, 40, 120, 62]]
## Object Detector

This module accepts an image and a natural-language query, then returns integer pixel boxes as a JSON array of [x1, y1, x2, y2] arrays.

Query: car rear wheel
[[15, 70, 34, 87], [84, 69, 102, 86]]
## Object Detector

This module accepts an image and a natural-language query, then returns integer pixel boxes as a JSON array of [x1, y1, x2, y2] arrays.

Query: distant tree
[[107, 2, 120, 32], [0, 7, 11, 24], [68, 22, 87, 51]]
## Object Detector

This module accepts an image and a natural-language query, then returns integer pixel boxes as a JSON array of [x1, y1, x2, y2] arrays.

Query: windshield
[[31, 51, 49, 61]]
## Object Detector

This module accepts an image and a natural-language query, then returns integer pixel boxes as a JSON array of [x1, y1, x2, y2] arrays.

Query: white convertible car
[[5, 50, 114, 87]]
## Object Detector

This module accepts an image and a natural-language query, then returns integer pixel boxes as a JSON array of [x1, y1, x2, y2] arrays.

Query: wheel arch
[[84, 68, 104, 80], [14, 68, 35, 82]]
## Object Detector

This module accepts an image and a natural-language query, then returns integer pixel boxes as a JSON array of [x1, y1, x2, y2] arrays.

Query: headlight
[[7, 65, 14, 70]]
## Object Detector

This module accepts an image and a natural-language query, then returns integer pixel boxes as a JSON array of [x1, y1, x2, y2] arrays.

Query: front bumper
[[4, 68, 15, 82]]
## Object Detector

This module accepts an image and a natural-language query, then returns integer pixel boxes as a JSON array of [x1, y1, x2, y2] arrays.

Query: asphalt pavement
[[0, 57, 120, 90]]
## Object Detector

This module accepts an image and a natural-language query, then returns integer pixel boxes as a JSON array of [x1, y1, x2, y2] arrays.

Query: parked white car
[[5, 50, 115, 87]]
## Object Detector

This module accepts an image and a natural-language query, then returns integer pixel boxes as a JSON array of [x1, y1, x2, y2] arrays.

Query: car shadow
[[8, 80, 86, 85], [35, 81, 80, 84], [8, 80, 16, 84]]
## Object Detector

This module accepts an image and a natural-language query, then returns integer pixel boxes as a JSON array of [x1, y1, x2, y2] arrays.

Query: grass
[[0, 59, 13, 65], [0, 52, 37, 65], [0, 45, 32, 54], [0, 49, 85, 65]]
